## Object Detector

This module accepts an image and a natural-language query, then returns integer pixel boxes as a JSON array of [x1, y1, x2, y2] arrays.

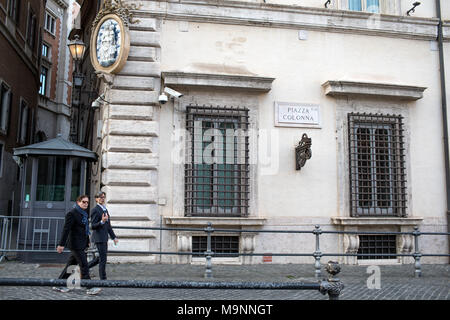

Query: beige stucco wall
[[156, 13, 448, 262], [160, 21, 444, 213], [97, 0, 449, 264]]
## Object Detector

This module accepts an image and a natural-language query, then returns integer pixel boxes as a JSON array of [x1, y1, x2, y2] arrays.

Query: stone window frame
[[324, 80, 426, 265], [17, 97, 29, 144], [44, 10, 57, 36], [0, 79, 12, 136], [172, 96, 258, 221], [39, 66, 49, 97], [25, 5, 37, 50], [336, 0, 395, 14], [323, 80, 426, 219], [163, 72, 274, 264], [164, 72, 274, 222], [6, 0, 21, 24], [0, 141, 4, 178]]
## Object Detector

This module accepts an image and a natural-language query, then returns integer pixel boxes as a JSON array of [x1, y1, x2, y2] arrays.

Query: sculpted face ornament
[[295, 133, 312, 171]]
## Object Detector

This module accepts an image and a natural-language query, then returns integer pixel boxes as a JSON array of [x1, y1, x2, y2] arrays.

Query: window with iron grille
[[192, 236, 240, 257], [357, 235, 397, 260], [348, 113, 407, 217], [185, 105, 249, 217]]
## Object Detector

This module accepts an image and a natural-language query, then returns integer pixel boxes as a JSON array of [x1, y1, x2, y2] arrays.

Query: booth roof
[[13, 136, 98, 161]]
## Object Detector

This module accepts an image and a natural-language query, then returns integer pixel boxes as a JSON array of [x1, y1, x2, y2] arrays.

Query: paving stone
[[0, 261, 448, 300]]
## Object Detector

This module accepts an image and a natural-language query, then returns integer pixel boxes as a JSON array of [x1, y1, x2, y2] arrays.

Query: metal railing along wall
[[1, 216, 449, 279], [0, 216, 66, 262], [0, 261, 345, 299]]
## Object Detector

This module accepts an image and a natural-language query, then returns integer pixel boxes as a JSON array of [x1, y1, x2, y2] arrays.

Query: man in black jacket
[[88, 191, 118, 280], [54, 195, 101, 295]]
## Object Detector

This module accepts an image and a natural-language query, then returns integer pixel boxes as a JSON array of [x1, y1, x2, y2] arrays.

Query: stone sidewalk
[[0, 261, 449, 300]]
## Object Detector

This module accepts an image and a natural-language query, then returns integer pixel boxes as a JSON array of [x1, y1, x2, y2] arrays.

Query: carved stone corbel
[[397, 233, 414, 264], [241, 234, 256, 265], [343, 234, 360, 265], [96, 71, 115, 88], [177, 233, 192, 264]]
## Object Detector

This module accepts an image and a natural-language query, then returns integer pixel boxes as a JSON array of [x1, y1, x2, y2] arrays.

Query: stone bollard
[[319, 261, 344, 300]]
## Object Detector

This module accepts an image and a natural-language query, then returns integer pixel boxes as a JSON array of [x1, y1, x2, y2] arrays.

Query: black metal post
[[413, 226, 422, 278], [313, 225, 322, 279], [319, 261, 344, 300], [204, 222, 214, 278], [0, 218, 7, 262], [435, 0, 450, 265], [0, 277, 343, 300]]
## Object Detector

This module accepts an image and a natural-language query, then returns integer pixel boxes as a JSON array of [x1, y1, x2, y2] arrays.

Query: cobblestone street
[[0, 261, 449, 301]]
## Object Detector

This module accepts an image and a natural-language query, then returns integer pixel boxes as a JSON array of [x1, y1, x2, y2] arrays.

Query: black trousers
[[88, 242, 108, 280], [58, 249, 92, 288]]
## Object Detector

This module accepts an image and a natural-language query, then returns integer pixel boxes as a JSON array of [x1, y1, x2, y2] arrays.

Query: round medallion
[[96, 18, 121, 68], [90, 14, 130, 74]]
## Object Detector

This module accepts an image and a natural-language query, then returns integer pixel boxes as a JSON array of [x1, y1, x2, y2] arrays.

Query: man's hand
[[56, 246, 64, 254]]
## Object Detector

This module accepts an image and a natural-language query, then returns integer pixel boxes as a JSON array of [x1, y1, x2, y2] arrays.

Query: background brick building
[[0, 0, 45, 216]]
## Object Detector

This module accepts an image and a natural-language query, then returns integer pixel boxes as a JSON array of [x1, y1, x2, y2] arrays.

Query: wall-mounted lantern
[[68, 35, 86, 62], [295, 133, 312, 171]]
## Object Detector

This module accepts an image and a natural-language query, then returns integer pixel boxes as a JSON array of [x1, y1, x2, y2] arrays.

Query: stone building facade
[[83, 0, 450, 265]]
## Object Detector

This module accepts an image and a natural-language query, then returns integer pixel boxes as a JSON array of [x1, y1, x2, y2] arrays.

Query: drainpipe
[[435, 0, 450, 263]]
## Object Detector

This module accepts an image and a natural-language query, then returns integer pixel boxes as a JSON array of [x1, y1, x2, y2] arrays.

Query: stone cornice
[[322, 80, 427, 101], [164, 216, 267, 227], [135, 0, 447, 41], [55, 0, 69, 9], [162, 71, 275, 92], [331, 217, 424, 226]]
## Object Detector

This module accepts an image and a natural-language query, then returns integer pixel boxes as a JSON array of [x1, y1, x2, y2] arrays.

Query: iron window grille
[[348, 113, 407, 217], [192, 236, 240, 257], [185, 105, 250, 217], [357, 235, 397, 260]]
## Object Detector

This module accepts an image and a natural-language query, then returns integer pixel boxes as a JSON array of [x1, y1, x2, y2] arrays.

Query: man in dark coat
[[54, 195, 101, 295], [88, 191, 118, 280]]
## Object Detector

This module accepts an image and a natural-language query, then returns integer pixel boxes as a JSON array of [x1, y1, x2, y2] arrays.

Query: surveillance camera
[[91, 100, 101, 109], [164, 87, 183, 98], [159, 93, 168, 104]]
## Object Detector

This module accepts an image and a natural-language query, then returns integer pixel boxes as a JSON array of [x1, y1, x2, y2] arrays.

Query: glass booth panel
[[36, 156, 66, 201], [71, 158, 81, 201], [24, 158, 32, 203]]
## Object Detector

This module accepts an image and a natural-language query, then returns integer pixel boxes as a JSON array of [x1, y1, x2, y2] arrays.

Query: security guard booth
[[13, 135, 97, 262]]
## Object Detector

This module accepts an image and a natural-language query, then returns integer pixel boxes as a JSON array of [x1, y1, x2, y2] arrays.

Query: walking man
[[54, 195, 101, 295], [88, 191, 118, 280]]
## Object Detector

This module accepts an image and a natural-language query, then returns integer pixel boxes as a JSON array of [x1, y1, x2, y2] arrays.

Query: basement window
[[192, 236, 240, 257], [357, 235, 397, 260]]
